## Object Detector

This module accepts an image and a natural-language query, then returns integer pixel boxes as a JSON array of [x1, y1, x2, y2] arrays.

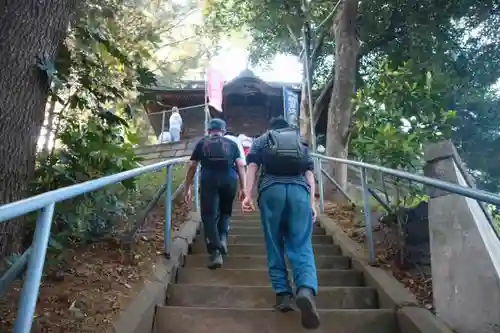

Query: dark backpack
[[261, 128, 309, 176], [201, 135, 233, 170]]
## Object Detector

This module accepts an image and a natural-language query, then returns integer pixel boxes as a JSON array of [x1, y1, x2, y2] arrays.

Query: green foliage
[[351, 60, 455, 210], [206, 0, 500, 192], [488, 205, 500, 234], [32, 114, 143, 243], [351, 60, 455, 171]]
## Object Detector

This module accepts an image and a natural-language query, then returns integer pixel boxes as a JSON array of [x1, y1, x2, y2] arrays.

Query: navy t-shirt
[[190, 135, 241, 181]]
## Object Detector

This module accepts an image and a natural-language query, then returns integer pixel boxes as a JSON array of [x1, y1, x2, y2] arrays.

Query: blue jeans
[[258, 183, 318, 295]]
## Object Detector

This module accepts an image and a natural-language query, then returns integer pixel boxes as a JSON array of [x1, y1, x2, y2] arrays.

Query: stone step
[[167, 285, 378, 309], [227, 235, 333, 245], [229, 226, 326, 235], [185, 255, 351, 270], [231, 213, 261, 219], [153, 307, 397, 333], [176, 268, 364, 287], [230, 218, 262, 224], [191, 242, 342, 256]]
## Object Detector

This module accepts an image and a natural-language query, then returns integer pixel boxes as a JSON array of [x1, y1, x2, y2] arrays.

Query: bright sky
[[210, 47, 303, 83]]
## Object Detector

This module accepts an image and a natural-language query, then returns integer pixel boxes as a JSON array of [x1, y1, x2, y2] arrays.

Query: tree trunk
[[299, 80, 313, 145], [324, 0, 360, 202], [0, 1, 77, 260]]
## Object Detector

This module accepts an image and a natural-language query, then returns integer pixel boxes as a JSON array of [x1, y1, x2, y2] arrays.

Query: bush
[[28, 112, 186, 259]]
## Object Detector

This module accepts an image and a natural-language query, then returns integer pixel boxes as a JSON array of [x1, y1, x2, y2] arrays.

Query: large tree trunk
[[324, 0, 360, 202], [0, 1, 77, 261]]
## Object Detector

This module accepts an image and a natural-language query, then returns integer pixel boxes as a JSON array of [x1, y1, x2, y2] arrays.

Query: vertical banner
[[282, 87, 299, 128], [207, 68, 224, 112]]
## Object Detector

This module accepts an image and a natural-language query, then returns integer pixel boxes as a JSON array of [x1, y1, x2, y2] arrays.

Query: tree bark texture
[[324, 0, 360, 201], [0, 1, 77, 260]]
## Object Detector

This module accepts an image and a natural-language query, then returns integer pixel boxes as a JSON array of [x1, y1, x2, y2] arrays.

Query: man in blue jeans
[[184, 119, 246, 269], [242, 117, 319, 329]]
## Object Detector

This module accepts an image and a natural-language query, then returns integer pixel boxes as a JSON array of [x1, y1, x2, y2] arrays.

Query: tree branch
[[312, 74, 334, 125]]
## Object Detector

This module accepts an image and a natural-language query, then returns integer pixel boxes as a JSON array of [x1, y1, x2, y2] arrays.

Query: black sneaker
[[207, 250, 223, 269], [295, 288, 320, 329], [274, 293, 294, 312]]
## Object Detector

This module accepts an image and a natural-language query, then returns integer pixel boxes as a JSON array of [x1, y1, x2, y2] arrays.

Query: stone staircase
[[152, 203, 399, 333]]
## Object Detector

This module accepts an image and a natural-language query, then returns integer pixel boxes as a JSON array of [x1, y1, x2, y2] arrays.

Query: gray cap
[[208, 118, 226, 131]]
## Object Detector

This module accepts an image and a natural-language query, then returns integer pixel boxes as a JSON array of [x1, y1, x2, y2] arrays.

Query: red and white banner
[[206, 68, 224, 112]]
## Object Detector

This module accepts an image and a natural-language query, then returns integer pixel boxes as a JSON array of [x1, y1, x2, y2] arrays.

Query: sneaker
[[274, 293, 294, 312], [295, 288, 320, 329], [207, 250, 223, 270], [220, 236, 228, 255]]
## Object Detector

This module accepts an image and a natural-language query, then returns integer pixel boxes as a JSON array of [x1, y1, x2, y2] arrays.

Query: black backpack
[[201, 135, 233, 170], [261, 128, 309, 176]]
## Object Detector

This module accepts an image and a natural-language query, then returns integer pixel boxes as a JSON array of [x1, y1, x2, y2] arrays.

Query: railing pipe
[[13, 203, 55, 333], [0, 248, 31, 298], [164, 165, 174, 258], [0, 157, 190, 223], [320, 167, 355, 203], [314, 158, 325, 213], [312, 153, 500, 206], [148, 103, 206, 116], [161, 110, 166, 135], [368, 188, 392, 212], [360, 168, 376, 265], [194, 166, 200, 212]]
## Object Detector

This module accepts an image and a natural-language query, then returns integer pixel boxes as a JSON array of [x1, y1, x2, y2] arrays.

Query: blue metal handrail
[[0, 156, 199, 333], [312, 153, 500, 265]]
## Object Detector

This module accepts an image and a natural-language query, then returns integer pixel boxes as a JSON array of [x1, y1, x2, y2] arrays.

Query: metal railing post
[[194, 166, 200, 212], [13, 203, 55, 333], [164, 165, 173, 258], [161, 110, 166, 136], [315, 158, 325, 214], [360, 167, 376, 265]]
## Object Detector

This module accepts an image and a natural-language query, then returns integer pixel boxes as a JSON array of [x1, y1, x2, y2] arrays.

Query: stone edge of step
[[317, 215, 454, 333], [112, 211, 201, 333], [153, 306, 398, 333]]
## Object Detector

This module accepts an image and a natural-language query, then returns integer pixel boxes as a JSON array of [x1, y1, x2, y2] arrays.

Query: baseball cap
[[208, 118, 226, 131]]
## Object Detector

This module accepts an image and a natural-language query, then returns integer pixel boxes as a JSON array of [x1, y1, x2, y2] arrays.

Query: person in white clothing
[[224, 132, 246, 166], [169, 106, 183, 142], [157, 131, 172, 144], [237, 133, 253, 156]]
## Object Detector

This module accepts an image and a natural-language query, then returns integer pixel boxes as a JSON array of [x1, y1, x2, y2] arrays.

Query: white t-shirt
[[238, 134, 253, 148], [157, 131, 172, 144], [169, 112, 182, 129], [224, 134, 247, 165]]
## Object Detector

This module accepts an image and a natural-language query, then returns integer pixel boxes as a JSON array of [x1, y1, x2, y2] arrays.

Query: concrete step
[[229, 226, 326, 235], [154, 307, 398, 333], [185, 255, 351, 269], [227, 235, 333, 245], [230, 218, 262, 224], [176, 268, 364, 287], [191, 242, 342, 256], [167, 285, 378, 309], [231, 213, 261, 219]]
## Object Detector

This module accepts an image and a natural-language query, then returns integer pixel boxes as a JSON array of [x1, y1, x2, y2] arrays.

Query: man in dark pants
[[241, 117, 320, 329], [184, 119, 246, 269]]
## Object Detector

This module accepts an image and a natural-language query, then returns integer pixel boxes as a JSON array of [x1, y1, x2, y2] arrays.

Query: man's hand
[[184, 187, 192, 204], [238, 189, 246, 201], [311, 205, 317, 224], [241, 196, 255, 213]]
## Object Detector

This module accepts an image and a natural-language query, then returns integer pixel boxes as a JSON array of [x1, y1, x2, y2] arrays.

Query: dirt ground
[[0, 201, 190, 333], [323, 201, 434, 312]]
